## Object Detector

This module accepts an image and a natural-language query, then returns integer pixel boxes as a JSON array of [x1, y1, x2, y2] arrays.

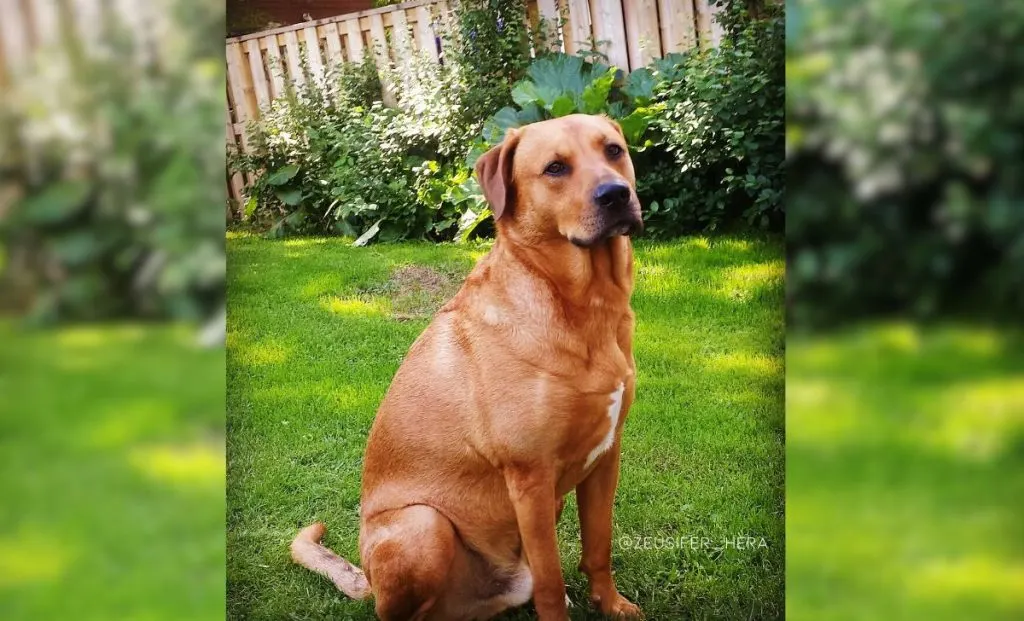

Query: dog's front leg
[[504, 467, 568, 621], [577, 443, 642, 618]]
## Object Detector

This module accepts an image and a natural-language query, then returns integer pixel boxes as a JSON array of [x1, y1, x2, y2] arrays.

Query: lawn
[[226, 233, 785, 620], [0, 323, 225, 620], [787, 324, 1024, 620]]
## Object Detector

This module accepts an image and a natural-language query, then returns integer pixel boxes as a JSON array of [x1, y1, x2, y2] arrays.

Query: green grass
[[787, 324, 1024, 620], [226, 233, 785, 620], [0, 323, 224, 620]]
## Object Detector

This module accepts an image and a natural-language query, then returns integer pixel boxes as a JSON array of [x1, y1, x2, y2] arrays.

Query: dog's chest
[[584, 381, 626, 468]]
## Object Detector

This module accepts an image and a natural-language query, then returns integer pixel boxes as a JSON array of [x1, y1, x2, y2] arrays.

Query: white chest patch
[[585, 382, 625, 468]]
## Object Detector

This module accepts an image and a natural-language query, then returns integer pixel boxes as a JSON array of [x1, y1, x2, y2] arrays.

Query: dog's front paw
[[593, 592, 643, 619]]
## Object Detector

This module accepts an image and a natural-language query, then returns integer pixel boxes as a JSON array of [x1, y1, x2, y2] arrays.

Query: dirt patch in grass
[[367, 265, 463, 320]]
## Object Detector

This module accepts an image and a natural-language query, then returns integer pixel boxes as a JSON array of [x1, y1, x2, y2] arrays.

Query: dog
[[292, 114, 644, 620]]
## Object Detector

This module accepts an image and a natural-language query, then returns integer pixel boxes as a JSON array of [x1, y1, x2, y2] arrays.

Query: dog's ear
[[475, 128, 520, 220]]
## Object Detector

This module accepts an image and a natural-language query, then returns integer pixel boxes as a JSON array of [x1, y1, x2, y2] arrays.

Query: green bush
[[234, 1, 532, 243], [787, 0, 1024, 326], [234, 1, 785, 243], [477, 1, 784, 236], [653, 0, 784, 232], [0, 2, 224, 324]]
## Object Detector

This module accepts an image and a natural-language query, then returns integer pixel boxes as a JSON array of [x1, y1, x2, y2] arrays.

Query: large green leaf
[[623, 67, 656, 105], [21, 181, 91, 225], [456, 207, 492, 243], [492, 106, 521, 132], [243, 195, 258, 219], [511, 80, 560, 108], [581, 67, 617, 114], [517, 102, 544, 125], [52, 232, 104, 266], [526, 54, 587, 100], [550, 95, 577, 117], [619, 109, 652, 145], [265, 164, 299, 186], [483, 106, 521, 144], [274, 188, 303, 206]]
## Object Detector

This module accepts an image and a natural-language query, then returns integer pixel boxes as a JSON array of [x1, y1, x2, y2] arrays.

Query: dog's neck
[[492, 228, 634, 306]]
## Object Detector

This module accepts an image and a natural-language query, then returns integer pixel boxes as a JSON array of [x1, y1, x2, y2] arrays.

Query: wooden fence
[[225, 0, 726, 207]]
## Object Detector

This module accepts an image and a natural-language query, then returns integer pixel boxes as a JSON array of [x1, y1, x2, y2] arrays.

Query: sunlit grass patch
[[0, 323, 225, 619], [0, 532, 77, 587], [129, 443, 225, 487], [787, 323, 1024, 621]]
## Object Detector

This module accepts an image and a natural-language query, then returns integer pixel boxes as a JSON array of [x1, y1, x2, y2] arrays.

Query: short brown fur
[[293, 114, 644, 620]]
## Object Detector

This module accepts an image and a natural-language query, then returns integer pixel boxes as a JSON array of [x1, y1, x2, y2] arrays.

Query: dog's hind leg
[[361, 504, 458, 621]]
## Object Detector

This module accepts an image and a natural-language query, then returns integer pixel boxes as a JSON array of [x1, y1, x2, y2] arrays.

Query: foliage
[[234, 1, 785, 243], [653, 0, 784, 233], [0, 1, 224, 324], [477, 1, 784, 236], [235, 1, 534, 243], [473, 53, 669, 163], [787, 0, 1024, 326]]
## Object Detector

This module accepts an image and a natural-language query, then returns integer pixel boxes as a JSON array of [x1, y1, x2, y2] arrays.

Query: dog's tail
[[290, 522, 372, 600]]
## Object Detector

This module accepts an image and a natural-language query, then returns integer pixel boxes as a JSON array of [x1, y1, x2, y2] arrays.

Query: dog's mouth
[[570, 216, 644, 248]]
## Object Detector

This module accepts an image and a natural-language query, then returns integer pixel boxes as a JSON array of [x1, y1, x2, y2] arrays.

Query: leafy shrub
[[0, 2, 224, 324], [653, 0, 784, 232], [235, 1, 532, 243], [473, 53, 669, 158], [234, 1, 785, 243], [477, 0, 784, 237], [787, 0, 1024, 326]]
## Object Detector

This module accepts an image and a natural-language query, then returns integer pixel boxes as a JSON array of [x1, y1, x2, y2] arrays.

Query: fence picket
[[302, 27, 324, 82], [283, 30, 304, 86], [564, 0, 592, 56], [226, 41, 258, 128], [589, 0, 629, 70], [263, 35, 286, 99], [623, 0, 661, 69], [344, 19, 365, 62], [658, 0, 697, 54], [415, 5, 438, 60], [324, 23, 344, 68], [245, 39, 270, 109], [694, 0, 713, 49]]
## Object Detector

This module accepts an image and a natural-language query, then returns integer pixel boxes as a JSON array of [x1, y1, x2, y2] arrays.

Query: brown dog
[[292, 114, 643, 620]]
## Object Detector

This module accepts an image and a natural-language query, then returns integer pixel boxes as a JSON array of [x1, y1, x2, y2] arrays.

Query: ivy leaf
[[265, 164, 299, 186]]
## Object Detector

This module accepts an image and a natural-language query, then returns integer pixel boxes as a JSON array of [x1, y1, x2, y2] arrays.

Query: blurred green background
[[0, 1, 225, 619], [787, 0, 1024, 619]]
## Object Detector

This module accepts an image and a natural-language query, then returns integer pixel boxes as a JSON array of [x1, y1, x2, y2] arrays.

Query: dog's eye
[[544, 161, 567, 176], [605, 144, 624, 159]]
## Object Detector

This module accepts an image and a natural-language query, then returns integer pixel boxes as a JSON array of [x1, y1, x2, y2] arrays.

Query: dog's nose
[[593, 182, 632, 210]]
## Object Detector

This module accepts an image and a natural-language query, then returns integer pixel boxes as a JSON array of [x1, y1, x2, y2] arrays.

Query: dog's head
[[474, 114, 643, 247]]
